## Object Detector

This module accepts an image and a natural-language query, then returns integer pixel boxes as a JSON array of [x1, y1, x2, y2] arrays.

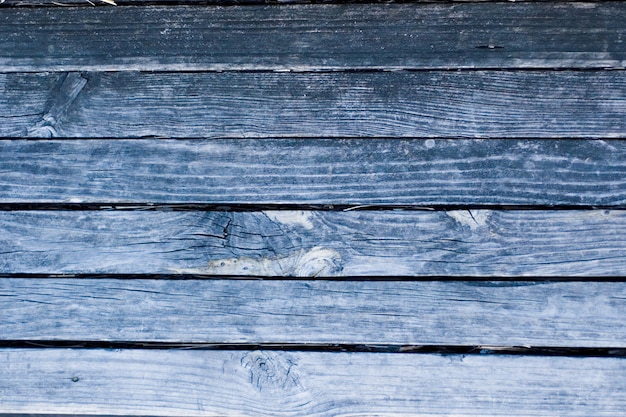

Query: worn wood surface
[[1, 0, 625, 414], [2, 210, 626, 276], [2, 71, 625, 138], [2, 0, 605, 6], [1, 3, 625, 72], [2, 138, 625, 205], [2, 279, 625, 347], [1, 349, 625, 416]]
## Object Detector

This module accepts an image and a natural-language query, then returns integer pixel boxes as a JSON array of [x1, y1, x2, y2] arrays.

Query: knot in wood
[[241, 351, 300, 393]]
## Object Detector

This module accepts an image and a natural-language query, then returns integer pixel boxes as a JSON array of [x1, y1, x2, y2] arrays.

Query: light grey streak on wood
[[1, 349, 625, 416], [1, 3, 625, 72], [2, 210, 626, 276], [173, 246, 343, 277], [1, 138, 625, 205], [2, 71, 625, 138], [2, 279, 626, 347]]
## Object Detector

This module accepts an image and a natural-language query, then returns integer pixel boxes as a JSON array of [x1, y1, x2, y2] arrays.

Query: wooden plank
[[2, 71, 625, 138], [2, 210, 626, 276], [1, 3, 625, 72], [1, 0, 599, 6], [2, 138, 626, 205], [1, 349, 625, 416], [2, 279, 626, 347], [1, 0, 265, 4]]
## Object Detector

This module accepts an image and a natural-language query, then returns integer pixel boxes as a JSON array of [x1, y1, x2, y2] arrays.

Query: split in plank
[[2, 209, 626, 276], [2, 71, 625, 138], [1, 349, 625, 416], [2, 279, 626, 347], [2, 138, 626, 205], [1, 3, 625, 72]]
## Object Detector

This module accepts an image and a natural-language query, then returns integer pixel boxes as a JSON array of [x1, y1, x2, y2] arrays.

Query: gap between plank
[[2, 67, 625, 75], [2, 0, 625, 9], [0, 203, 625, 211], [2, 273, 626, 281], [2, 341, 626, 357]]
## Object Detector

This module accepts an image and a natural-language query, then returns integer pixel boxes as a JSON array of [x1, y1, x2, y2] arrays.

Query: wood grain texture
[[1, 3, 625, 72], [2, 1, 623, 415], [2, 71, 625, 138], [1, 0, 602, 6], [2, 209, 626, 276], [2, 279, 626, 347], [1, 349, 625, 416], [2, 138, 625, 205]]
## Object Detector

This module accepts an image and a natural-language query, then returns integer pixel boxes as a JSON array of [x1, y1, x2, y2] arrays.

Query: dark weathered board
[[2, 71, 625, 138], [0, 0, 298, 4], [1, 349, 625, 416], [2, 279, 625, 347], [1, 3, 625, 72], [2, 210, 626, 276], [1, 0, 602, 6], [2, 138, 625, 205]]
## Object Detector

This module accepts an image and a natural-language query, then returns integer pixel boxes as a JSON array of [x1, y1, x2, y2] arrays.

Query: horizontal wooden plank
[[0, 0, 594, 6], [2, 71, 625, 138], [2, 138, 625, 205], [0, 0, 296, 4], [1, 349, 625, 416], [1, 3, 625, 72], [2, 279, 625, 347], [2, 210, 626, 276]]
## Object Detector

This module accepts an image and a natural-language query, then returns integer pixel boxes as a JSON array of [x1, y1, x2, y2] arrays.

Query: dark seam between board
[[0, 203, 625, 211], [2, 341, 626, 357], [2, 273, 626, 281]]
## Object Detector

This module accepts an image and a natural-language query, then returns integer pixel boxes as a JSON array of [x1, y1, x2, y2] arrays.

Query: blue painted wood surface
[[0, 0, 624, 415]]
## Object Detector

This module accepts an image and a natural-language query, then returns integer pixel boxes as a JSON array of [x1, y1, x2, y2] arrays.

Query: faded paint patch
[[264, 211, 314, 230], [173, 246, 342, 277], [571, 2, 597, 8], [447, 210, 490, 230]]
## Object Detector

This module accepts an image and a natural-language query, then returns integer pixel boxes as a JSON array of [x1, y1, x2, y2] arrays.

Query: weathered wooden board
[[1, 349, 625, 416], [2, 279, 625, 347], [1, 0, 600, 6], [1, 0, 252, 4], [2, 138, 625, 205], [2, 71, 625, 138], [0, 0, 297, 4], [2, 210, 626, 276], [1, 3, 625, 72]]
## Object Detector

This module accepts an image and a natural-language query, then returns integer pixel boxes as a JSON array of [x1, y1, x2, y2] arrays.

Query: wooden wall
[[0, 0, 625, 415]]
